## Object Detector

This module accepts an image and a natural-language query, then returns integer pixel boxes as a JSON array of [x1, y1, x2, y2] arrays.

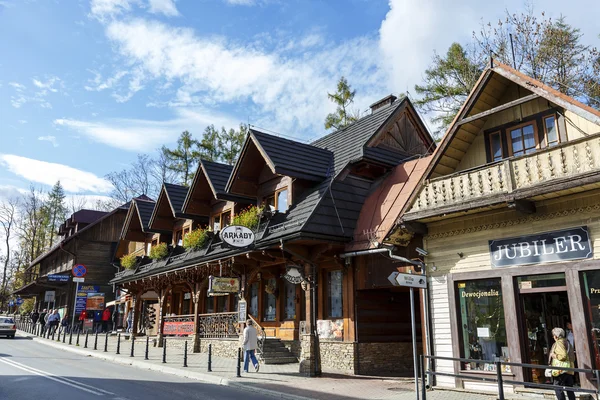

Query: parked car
[[0, 316, 16, 338]]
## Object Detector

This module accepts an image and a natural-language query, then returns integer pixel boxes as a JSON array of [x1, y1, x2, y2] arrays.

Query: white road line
[[0, 357, 114, 396]]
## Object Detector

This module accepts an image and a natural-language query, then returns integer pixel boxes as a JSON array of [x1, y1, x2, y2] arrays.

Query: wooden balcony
[[406, 134, 600, 220]]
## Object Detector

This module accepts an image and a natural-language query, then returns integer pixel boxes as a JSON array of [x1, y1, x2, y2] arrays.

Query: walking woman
[[549, 327, 575, 400]]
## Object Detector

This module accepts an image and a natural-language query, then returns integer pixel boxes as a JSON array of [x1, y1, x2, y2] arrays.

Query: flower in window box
[[265, 282, 277, 295]]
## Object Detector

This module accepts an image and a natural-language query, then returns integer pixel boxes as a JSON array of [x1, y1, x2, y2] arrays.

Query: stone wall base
[[357, 342, 418, 377], [198, 338, 240, 359]]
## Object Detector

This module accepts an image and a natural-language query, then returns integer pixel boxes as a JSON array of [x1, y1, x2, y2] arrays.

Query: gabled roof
[[120, 196, 156, 240], [201, 159, 233, 196], [225, 129, 333, 192], [311, 97, 434, 176], [163, 183, 188, 216], [346, 156, 431, 251], [148, 183, 190, 229]]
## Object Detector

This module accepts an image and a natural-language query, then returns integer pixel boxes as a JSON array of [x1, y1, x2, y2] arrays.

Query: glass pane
[[490, 133, 502, 161], [511, 128, 524, 156], [265, 196, 275, 212], [517, 273, 566, 289], [284, 280, 296, 320], [328, 270, 343, 318], [217, 295, 227, 313], [249, 282, 258, 316], [206, 297, 214, 314], [263, 278, 277, 321], [522, 124, 536, 153], [545, 116, 558, 146], [221, 212, 231, 228], [583, 270, 600, 368], [457, 279, 508, 371], [213, 215, 220, 231], [277, 190, 288, 212]]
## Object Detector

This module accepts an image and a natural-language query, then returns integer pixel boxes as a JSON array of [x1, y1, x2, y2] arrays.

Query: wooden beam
[[458, 94, 540, 126], [508, 199, 536, 214], [400, 221, 428, 235]]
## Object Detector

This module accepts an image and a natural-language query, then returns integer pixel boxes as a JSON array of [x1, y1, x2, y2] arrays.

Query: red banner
[[163, 321, 195, 336]]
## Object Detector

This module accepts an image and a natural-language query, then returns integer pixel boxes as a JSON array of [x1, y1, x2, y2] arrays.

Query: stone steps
[[259, 338, 298, 365]]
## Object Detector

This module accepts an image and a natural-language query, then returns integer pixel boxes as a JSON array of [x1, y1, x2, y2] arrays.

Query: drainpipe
[[340, 246, 431, 387]]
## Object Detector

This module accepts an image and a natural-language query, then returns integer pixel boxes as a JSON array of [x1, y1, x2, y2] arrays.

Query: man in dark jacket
[[38, 309, 47, 334], [30, 310, 39, 325]]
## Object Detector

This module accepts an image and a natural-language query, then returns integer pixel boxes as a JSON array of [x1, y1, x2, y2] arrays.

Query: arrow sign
[[387, 272, 400, 286], [395, 272, 427, 289]]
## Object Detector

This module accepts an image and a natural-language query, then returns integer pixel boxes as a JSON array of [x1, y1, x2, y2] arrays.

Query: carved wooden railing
[[248, 314, 266, 362], [197, 312, 239, 338], [408, 135, 600, 215]]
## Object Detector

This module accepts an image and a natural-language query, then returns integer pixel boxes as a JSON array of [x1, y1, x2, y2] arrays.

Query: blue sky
[[0, 0, 597, 204]]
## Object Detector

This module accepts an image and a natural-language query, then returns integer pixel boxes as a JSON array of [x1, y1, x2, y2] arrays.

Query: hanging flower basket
[[183, 227, 210, 251], [149, 242, 169, 260], [120, 253, 137, 269], [232, 205, 264, 230]]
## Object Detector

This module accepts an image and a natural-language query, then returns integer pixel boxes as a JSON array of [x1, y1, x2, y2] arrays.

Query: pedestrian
[[44, 309, 54, 335], [79, 309, 87, 332], [30, 309, 39, 325], [565, 321, 574, 348], [48, 310, 60, 335], [126, 309, 133, 333], [39, 309, 47, 334], [549, 327, 575, 400], [242, 319, 259, 373], [60, 314, 69, 334], [102, 308, 111, 333], [111, 307, 119, 332]]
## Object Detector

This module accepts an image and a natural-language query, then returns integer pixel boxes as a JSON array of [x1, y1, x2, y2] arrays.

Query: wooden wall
[[565, 110, 600, 140]]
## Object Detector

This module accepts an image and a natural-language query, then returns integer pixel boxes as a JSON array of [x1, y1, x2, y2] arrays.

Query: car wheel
[[10, 335, 15, 339]]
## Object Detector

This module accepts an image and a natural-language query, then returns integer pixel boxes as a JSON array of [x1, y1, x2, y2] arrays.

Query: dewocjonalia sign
[[489, 226, 592, 268], [208, 276, 240, 294], [220, 225, 255, 248]]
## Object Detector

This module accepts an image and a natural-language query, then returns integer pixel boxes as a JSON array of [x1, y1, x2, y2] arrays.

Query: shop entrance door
[[518, 273, 571, 384]]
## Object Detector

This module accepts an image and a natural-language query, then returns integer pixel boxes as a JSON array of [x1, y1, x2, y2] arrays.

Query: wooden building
[[111, 95, 435, 376], [13, 206, 128, 326], [402, 61, 600, 392]]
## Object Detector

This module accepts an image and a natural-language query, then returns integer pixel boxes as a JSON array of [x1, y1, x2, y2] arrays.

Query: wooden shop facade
[[402, 61, 600, 392], [111, 95, 435, 376]]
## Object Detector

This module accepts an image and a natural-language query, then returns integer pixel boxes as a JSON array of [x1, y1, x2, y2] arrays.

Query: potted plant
[[183, 227, 210, 251], [149, 242, 169, 260], [120, 253, 137, 269], [232, 205, 264, 230]]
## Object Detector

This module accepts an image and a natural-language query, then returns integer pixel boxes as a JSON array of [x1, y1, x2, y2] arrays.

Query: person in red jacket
[[102, 308, 111, 332], [78, 309, 87, 332]]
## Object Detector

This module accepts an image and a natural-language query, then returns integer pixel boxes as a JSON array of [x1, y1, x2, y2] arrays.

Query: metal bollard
[[57, 330, 61, 342], [116, 333, 121, 355], [420, 355, 427, 400], [130, 336, 135, 357], [236, 348, 242, 377], [104, 332, 108, 352], [145, 336, 149, 360], [51, 330, 55, 341], [495, 361, 505, 400], [94, 331, 98, 350], [183, 341, 188, 367], [63, 329, 66, 343], [162, 339, 167, 363], [69, 330, 73, 345], [84, 332, 89, 348], [208, 344, 212, 372], [76, 331, 80, 346]]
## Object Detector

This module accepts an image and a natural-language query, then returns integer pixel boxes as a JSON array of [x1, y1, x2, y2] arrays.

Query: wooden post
[[158, 287, 166, 347], [192, 282, 200, 353], [132, 292, 142, 337]]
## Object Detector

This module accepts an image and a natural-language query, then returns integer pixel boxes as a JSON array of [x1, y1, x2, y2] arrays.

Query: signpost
[[388, 270, 427, 400], [70, 264, 88, 331]]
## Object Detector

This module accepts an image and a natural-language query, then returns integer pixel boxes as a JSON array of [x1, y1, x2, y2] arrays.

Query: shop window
[[263, 278, 277, 322], [582, 271, 600, 368], [509, 122, 537, 157], [212, 210, 231, 231], [206, 297, 214, 314], [284, 280, 296, 320], [488, 131, 503, 162], [182, 292, 191, 315], [264, 187, 289, 213], [217, 295, 228, 313], [544, 115, 559, 147], [456, 279, 509, 371], [249, 282, 259, 317], [327, 270, 343, 318]]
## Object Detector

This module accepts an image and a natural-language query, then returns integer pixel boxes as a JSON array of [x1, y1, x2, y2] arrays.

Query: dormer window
[[212, 210, 231, 231], [264, 188, 289, 213], [509, 122, 537, 157], [544, 115, 559, 147]]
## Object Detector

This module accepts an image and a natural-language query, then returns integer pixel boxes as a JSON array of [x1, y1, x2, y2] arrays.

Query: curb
[[18, 331, 314, 400]]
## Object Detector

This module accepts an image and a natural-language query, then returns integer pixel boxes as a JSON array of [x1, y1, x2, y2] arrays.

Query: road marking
[[0, 357, 115, 396]]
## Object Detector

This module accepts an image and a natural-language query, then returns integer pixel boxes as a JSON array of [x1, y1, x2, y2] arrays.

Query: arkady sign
[[489, 226, 592, 268], [220, 225, 255, 248]]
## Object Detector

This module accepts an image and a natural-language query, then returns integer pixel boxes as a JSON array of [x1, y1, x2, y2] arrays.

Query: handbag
[[548, 341, 572, 377]]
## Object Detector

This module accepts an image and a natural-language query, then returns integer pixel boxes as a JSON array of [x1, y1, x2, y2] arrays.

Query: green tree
[[414, 43, 483, 135], [46, 181, 67, 247], [199, 125, 221, 162], [219, 123, 247, 165], [162, 131, 201, 186], [324, 77, 360, 131]]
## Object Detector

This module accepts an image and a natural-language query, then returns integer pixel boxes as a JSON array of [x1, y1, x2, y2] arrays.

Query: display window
[[582, 270, 600, 368], [457, 278, 509, 372]]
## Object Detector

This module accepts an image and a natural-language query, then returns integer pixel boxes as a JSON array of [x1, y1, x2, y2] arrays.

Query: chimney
[[369, 94, 397, 114]]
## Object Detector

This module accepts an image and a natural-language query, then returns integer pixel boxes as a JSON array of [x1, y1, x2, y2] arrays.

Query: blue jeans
[[244, 349, 258, 372]]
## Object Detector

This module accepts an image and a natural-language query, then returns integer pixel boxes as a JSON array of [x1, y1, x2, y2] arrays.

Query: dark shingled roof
[[250, 129, 333, 181], [311, 98, 408, 175], [135, 198, 156, 231], [164, 183, 189, 214], [201, 159, 233, 195]]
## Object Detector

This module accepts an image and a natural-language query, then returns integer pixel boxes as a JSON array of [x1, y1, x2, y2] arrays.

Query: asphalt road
[[0, 336, 266, 400]]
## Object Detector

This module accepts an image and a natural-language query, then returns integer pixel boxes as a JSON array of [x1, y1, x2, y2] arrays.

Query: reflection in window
[[263, 278, 277, 322], [284, 280, 296, 320], [221, 211, 231, 228], [249, 282, 259, 317], [582, 271, 600, 368], [544, 116, 559, 147], [277, 189, 288, 212], [217, 295, 228, 313], [510, 123, 536, 156], [457, 279, 508, 371], [213, 214, 221, 232], [206, 297, 214, 314], [327, 270, 343, 318], [489, 131, 503, 162], [265, 196, 275, 212]]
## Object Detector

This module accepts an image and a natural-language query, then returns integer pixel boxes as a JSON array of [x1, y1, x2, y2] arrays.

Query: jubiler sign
[[489, 226, 592, 268]]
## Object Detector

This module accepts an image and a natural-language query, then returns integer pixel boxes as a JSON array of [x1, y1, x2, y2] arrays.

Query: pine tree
[[199, 125, 221, 162], [46, 181, 67, 247], [219, 124, 247, 165], [162, 131, 201, 186], [324, 77, 360, 131]]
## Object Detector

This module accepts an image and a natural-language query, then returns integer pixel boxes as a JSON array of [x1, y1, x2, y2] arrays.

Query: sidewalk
[[17, 329, 497, 400]]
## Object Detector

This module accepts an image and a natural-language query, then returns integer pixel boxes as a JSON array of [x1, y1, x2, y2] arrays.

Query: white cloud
[[90, 0, 137, 20], [32, 76, 61, 92], [224, 0, 257, 5], [18, 120, 27, 124], [8, 76, 60, 109], [9, 82, 25, 90], [0, 154, 113, 193], [148, 0, 179, 16], [53, 107, 237, 151], [38, 135, 59, 147]]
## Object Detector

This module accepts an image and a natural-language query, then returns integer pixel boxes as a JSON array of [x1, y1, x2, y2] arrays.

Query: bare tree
[[68, 196, 89, 215], [0, 197, 19, 310]]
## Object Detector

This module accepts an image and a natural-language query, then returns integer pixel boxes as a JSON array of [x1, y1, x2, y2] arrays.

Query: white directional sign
[[395, 272, 427, 289], [72, 277, 85, 283], [387, 271, 400, 286], [44, 291, 55, 302]]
